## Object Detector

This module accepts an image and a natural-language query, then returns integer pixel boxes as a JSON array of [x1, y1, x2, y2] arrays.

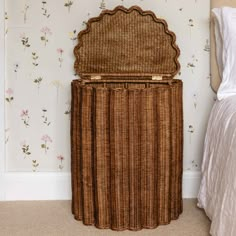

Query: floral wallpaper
[[5, 0, 214, 172]]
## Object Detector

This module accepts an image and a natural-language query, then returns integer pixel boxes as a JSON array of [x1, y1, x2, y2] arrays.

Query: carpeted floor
[[0, 199, 210, 236]]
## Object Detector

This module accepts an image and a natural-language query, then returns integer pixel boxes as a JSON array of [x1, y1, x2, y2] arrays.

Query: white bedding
[[198, 95, 236, 236], [212, 7, 236, 100]]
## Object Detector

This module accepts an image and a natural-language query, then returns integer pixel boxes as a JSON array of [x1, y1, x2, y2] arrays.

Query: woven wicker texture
[[71, 80, 183, 230], [74, 6, 180, 79], [71, 5, 183, 231]]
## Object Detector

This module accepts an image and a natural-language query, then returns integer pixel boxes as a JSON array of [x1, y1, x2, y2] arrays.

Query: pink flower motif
[[6, 88, 13, 95], [20, 140, 26, 147], [20, 32, 26, 38], [57, 48, 64, 54], [20, 109, 30, 127], [40, 27, 52, 46], [20, 109, 29, 117], [41, 26, 52, 35], [41, 135, 52, 154], [41, 134, 52, 143], [57, 155, 64, 161], [5, 88, 14, 104], [57, 154, 64, 170], [57, 48, 64, 67]]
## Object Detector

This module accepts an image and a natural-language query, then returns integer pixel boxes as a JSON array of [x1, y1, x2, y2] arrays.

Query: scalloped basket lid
[[74, 6, 180, 79]]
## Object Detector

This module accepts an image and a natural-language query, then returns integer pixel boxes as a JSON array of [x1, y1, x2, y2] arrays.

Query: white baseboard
[[0, 172, 72, 201], [0, 170, 201, 201], [182, 170, 201, 198]]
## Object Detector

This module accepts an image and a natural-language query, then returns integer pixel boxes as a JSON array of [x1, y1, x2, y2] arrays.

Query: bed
[[197, 1, 236, 236]]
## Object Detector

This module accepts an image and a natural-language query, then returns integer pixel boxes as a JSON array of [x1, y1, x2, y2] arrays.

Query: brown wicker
[[71, 5, 183, 231], [74, 5, 180, 79]]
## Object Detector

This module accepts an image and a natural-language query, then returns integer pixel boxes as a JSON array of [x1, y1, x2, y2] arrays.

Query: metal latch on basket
[[152, 75, 163, 81], [91, 75, 102, 80]]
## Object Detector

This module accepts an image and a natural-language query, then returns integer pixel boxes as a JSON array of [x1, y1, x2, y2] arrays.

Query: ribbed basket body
[[71, 79, 183, 231], [72, 5, 183, 231]]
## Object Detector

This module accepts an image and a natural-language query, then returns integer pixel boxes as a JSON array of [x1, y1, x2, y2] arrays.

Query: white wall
[[0, 0, 6, 200], [0, 0, 213, 200]]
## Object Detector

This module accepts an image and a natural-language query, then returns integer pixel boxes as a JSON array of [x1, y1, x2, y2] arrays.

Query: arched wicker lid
[[74, 6, 180, 79]]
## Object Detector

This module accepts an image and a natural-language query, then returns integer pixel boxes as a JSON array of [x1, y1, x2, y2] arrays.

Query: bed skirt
[[70, 79, 183, 231]]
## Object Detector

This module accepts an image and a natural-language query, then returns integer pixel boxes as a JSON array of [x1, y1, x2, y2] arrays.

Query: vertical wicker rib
[[94, 88, 111, 228], [110, 89, 129, 230], [140, 88, 158, 228], [80, 87, 95, 225], [71, 82, 76, 216], [156, 88, 171, 225], [178, 85, 183, 214], [71, 80, 183, 231], [128, 89, 142, 230], [71, 83, 83, 220]]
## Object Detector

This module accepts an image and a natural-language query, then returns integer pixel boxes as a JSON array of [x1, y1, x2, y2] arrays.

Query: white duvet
[[198, 95, 236, 236]]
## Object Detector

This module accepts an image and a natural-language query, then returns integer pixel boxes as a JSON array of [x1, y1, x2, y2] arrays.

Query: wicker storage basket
[[71, 6, 183, 231]]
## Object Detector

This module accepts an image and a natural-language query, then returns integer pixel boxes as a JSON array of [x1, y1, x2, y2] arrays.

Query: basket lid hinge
[[90, 75, 164, 80], [152, 75, 163, 81], [91, 75, 102, 80]]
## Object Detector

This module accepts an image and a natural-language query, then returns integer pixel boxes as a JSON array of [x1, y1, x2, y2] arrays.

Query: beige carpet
[[0, 199, 210, 236]]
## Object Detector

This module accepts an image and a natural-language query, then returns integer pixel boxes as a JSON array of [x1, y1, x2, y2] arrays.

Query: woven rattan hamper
[[71, 6, 183, 231]]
